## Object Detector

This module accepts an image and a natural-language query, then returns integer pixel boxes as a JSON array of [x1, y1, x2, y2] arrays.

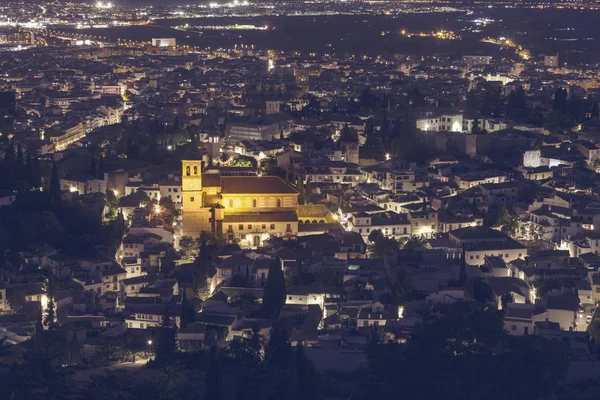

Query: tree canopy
[[358, 302, 568, 400]]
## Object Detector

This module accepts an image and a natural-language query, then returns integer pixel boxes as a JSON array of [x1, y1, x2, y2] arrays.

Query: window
[[470, 255, 474, 260], [288, 296, 292, 300], [221, 270, 227, 277], [253, 199, 257, 208], [193, 166, 198, 175], [168, 188, 172, 192], [248, 224, 252, 229], [270, 224, 275, 229], [286, 224, 291, 231], [359, 229, 363, 233], [277, 198, 282, 207], [229, 199, 233, 208], [190, 197, 194, 202], [186, 166, 190, 176], [239, 224, 244, 230], [228, 225, 233, 231], [262, 224, 266, 229]]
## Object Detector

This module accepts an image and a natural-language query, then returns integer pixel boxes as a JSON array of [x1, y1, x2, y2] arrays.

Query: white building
[[544, 54, 559, 67], [152, 38, 176, 47], [416, 113, 463, 133]]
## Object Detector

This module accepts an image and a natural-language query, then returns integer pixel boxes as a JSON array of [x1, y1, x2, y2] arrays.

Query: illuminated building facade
[[181, 160, 299, 248], [152, 38, 176, 48]]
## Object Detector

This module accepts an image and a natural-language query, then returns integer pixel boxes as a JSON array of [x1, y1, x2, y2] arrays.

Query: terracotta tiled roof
[[220, 176, 297, 194]]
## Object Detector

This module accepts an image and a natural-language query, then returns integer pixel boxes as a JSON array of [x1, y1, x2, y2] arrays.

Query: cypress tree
[[204, 346, 223, 400], [265, 322, 291, 369], [180, 288, 196, 329], [553, 88, 568, 114], [154, 304, 177, 366], [4, 143, 15, 164], [149, 132, 159, 162], [44, 296, 55, 329], [262, 259, 286, 318], [68, 334, 82, 364], [472, 116, 480, 134], [29, 156, 41, 189], [126, 136, 134, 158], [98, 154, 104, 179], [34, 312, 44, 356], [25, 152, 32, 185], [90, 154, 96, 178], [592, 101, 599, 119], [16, 142, 23, 166], [49, 162, 61, 202], [1, 144, 15, 189]]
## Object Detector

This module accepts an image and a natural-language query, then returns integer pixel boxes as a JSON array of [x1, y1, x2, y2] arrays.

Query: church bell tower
[[182, 159, 207, 236]]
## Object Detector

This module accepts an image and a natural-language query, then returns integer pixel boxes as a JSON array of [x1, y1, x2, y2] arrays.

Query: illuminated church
[[181, 159, 300, 248]]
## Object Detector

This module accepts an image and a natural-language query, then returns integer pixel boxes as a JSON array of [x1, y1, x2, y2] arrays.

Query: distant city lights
[[208, 0, 250, 8], [95, 1, 113, 9]]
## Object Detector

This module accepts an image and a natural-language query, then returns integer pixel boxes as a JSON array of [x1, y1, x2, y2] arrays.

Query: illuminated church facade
[[181, 159, 300, 248]]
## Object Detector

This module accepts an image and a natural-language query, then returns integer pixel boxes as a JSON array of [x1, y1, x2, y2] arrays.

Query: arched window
[[229, 199, 233, 208], [276, 198, 282, 207], [193, 166, 198, 175], [252, 199, 257, 208], [186, 166, 190, 176], [312, 220, 318, 224]]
